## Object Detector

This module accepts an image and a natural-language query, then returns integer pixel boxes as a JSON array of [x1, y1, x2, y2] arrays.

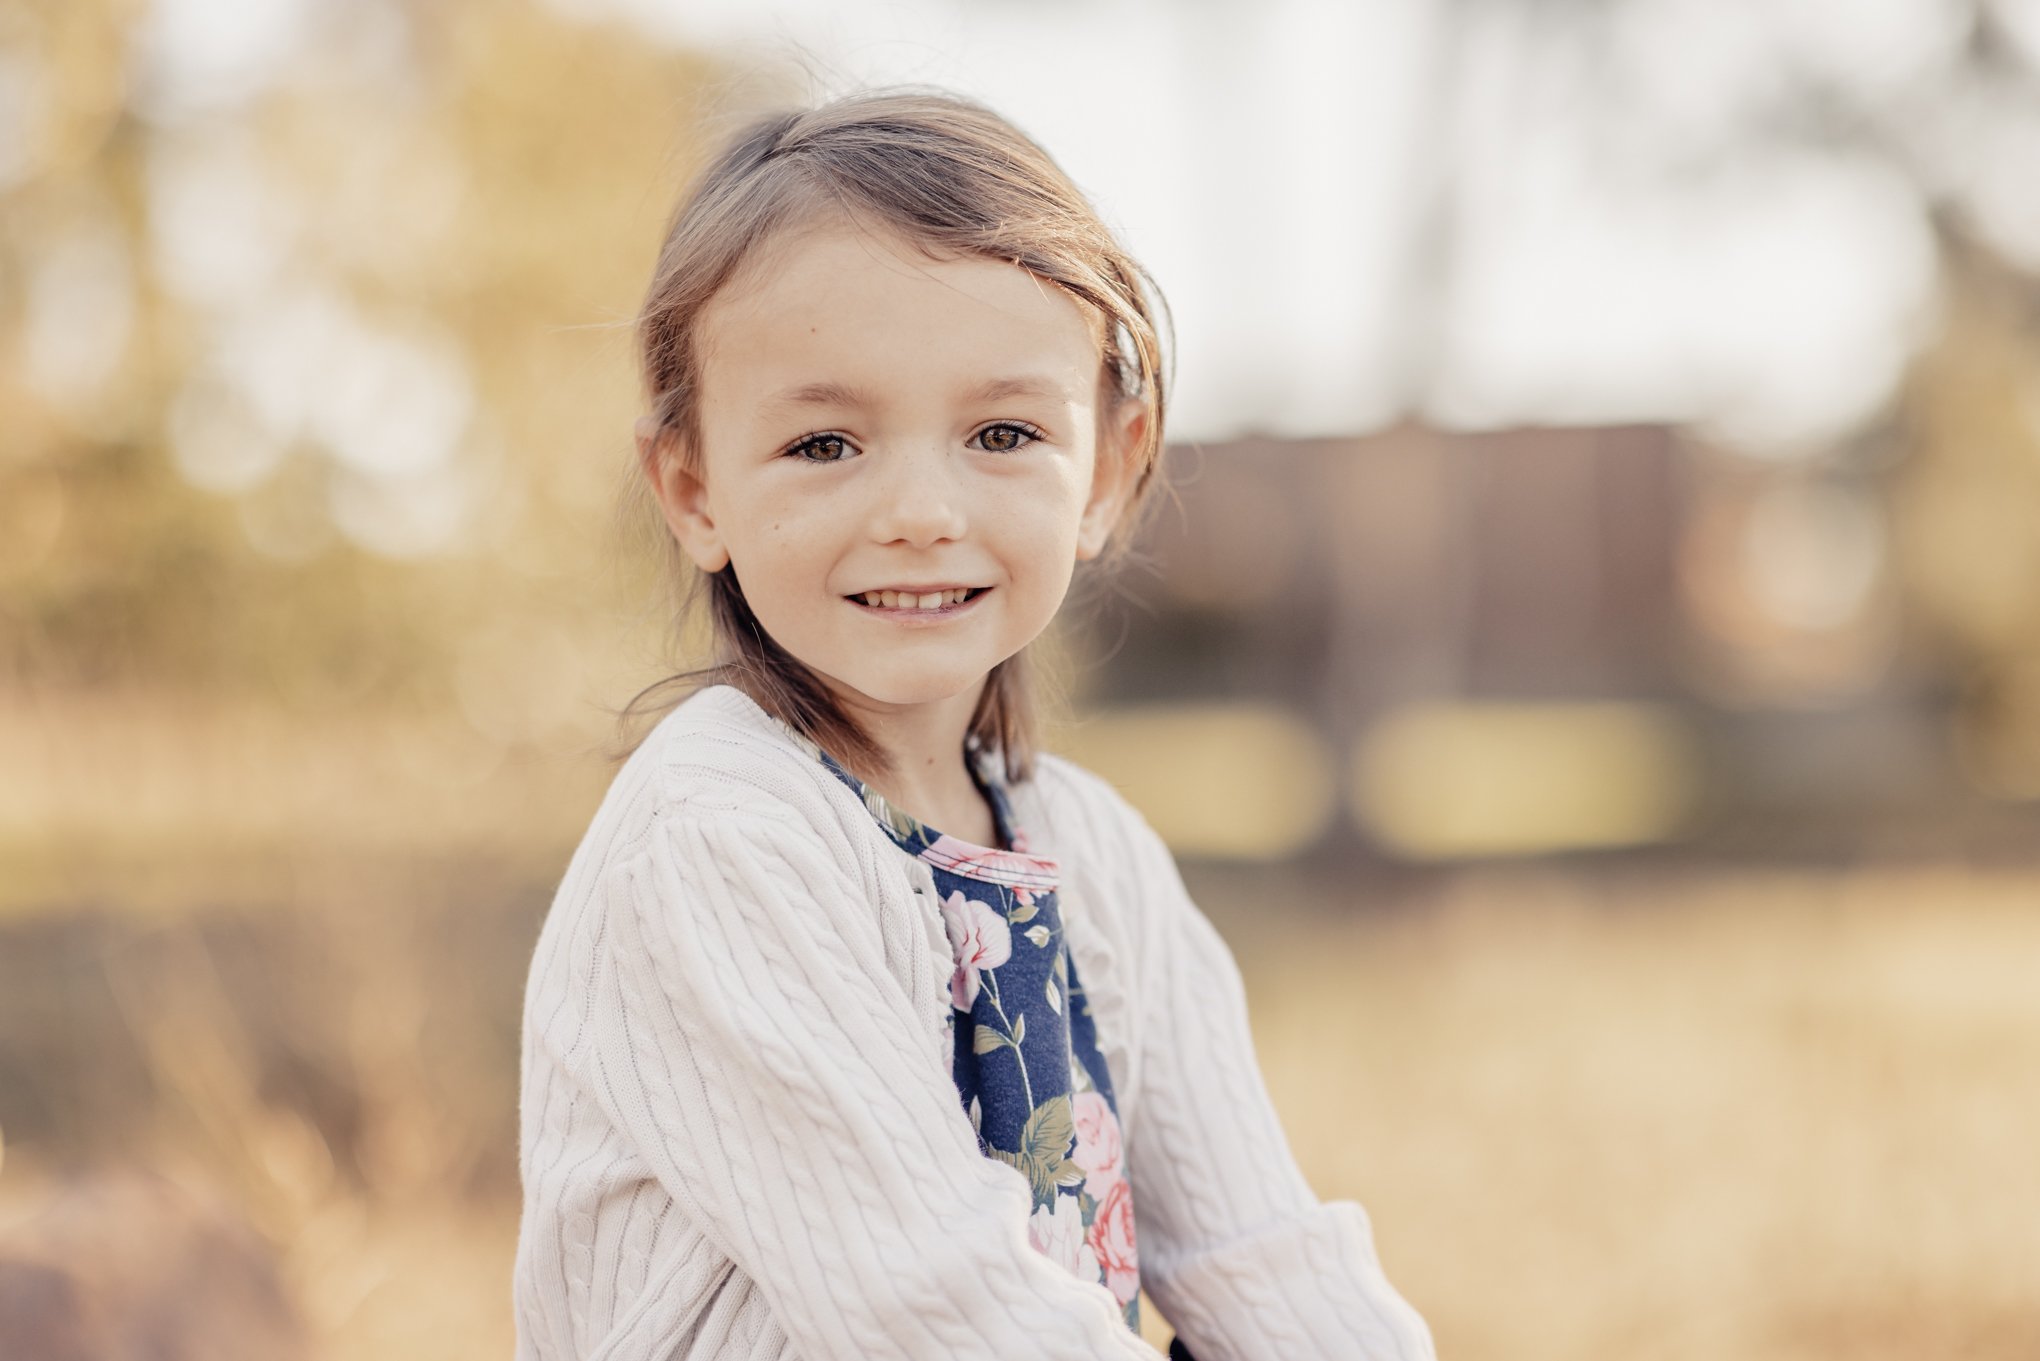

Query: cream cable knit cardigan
[[513, 684, 1434, 1360]]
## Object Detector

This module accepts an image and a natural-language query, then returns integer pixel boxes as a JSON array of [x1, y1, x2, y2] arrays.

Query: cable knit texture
[[513, 684, 1435, 1360]]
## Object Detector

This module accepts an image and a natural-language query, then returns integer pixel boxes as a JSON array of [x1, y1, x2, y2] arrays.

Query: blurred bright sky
[[125, 0, 2040, 452]]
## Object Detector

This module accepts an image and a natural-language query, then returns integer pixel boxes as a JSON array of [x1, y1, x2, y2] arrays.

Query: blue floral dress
[[805, 735, 1145, 1334]]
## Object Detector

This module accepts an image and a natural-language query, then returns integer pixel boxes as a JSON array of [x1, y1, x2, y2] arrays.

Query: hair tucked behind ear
[[610, 87, 1172, 783]]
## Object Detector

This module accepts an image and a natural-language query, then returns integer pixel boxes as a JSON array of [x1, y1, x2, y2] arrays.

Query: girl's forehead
[[697, 221, 1107, 400], [727, 222, 1074, 315]]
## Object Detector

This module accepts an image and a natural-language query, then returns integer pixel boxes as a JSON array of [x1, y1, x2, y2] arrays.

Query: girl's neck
[[835, 679, 999, 846], [870, 757, 999, 850]]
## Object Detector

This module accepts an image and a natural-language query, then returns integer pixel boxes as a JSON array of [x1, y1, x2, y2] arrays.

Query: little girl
[[513, 89, 1434, 1361]]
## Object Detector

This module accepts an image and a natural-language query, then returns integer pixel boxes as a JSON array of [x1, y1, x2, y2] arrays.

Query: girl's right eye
[[785, 432, 856, 464]]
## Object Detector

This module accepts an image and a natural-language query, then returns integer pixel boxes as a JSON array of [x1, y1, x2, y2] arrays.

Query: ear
[[637, 414, 731, 573], [1076, 399, 1146, 562]]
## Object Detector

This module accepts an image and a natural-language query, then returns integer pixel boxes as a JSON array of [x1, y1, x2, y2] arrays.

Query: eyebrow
[[762, 375, 1074, 409]]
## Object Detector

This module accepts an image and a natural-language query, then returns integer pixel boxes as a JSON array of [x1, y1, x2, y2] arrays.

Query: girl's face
[[644, 219, 1143, 717]]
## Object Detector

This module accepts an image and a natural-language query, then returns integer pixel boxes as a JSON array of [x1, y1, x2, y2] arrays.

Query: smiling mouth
[[846, 586, 991, 613]]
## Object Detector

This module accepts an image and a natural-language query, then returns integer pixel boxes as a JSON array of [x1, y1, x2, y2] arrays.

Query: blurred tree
[[0, 0, 735, 731], [1889, 240, 2040, 796]]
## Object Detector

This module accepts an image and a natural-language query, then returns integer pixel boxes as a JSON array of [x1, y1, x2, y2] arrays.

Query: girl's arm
[[578, 805, 1165, 1361], [1118, 813, 1437, 1361]]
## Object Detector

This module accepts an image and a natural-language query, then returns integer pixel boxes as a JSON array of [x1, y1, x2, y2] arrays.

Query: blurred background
[[3, 0, 2039, 1357]]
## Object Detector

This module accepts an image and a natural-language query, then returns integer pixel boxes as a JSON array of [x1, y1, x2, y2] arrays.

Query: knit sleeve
[[584, 807, 1166, 1361], [1118, 814, 1436, 1361]]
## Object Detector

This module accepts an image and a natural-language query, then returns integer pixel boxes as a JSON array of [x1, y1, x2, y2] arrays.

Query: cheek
[[990, 513, 1076, 585], [996, 463, 1091, 550], [724, 491, 805, 572]]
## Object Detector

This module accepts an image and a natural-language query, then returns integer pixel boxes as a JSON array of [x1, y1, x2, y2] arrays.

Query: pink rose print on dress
[[1090, 1177, 1141, 1308], [939, 889, 1011, 1011], [1070, 1090, 1124, 1185], [1027, 1194, 1103, 1287]]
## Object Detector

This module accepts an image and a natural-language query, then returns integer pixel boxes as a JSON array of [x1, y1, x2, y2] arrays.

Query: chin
[[827, 661, 994, 711]]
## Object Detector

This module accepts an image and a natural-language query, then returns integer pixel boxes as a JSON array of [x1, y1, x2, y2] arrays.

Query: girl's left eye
[[970, 421, 1045, 454]]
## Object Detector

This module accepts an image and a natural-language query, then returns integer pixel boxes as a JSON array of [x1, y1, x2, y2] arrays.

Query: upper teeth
[[861, 588, 974, 609]]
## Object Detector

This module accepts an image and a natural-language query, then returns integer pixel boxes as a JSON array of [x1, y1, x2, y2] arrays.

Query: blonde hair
[[616, 88, 1171, 782]]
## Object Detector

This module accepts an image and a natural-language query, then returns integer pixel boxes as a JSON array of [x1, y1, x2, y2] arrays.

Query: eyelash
[[782, 421, 1047, 464]]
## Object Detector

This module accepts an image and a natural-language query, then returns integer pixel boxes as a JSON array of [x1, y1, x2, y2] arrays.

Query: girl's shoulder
[[569, 684, 876, 877], [634, 683, 843, 813]]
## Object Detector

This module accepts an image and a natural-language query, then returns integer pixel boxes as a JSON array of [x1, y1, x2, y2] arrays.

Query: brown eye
[[972, 422, 1040, 453], [789, 433, 852, 463]]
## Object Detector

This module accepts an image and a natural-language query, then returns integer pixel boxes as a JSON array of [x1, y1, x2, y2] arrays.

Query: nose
[[864, 439, 969, 548]]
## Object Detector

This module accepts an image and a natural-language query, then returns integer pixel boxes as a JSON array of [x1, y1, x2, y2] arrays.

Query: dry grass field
[[1216, 860, 2040, 1360], [4, 845, 2037, 1359]]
